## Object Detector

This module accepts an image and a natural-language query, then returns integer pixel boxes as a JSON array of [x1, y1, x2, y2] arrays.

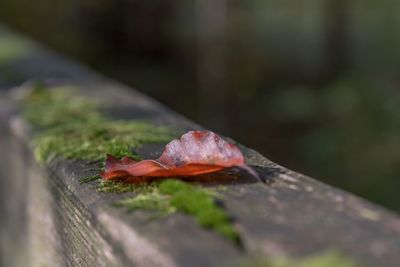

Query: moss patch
[[115, 180, 240, 243], [238, 250, 358, 267], [0, 34, 34, 63], [115, 191, 176, 216], [97, 180, 139, 193], [23, 85, 174, 164], [297, 251, 358, 267], [23, 84, 101, 129], [33, 120, 172, 164]]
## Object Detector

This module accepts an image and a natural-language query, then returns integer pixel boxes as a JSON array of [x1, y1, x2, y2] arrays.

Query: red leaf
[[101, 130, 259, 182]]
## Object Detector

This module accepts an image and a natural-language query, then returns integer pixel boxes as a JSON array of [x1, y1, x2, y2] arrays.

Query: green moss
[[33, 120, 173, 163], [0, 34, 34, 63], [116, 180, 240, 243], [297, 251, 357, 267], [23, 84, 102, 129], [22, 86, 175, 164], [115, 191, 176, 216], [238, 251, 358, 267], [159, 180, 239, 241], [97, 180, 140, 193]]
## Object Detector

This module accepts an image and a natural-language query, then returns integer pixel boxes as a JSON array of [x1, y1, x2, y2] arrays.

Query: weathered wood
[[0, 24, 399, 267]]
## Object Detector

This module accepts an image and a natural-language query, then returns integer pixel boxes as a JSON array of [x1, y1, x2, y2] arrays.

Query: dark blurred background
[[0, 0, 399, 212]]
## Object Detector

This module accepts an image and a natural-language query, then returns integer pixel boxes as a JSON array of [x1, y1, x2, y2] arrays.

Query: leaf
[[101, 130, 260, 182]]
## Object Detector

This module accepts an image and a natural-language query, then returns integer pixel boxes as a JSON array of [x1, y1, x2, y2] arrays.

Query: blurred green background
[[0, 0, 399, 212]]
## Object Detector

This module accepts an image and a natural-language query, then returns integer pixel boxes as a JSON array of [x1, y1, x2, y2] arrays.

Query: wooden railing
[[0, 24, 399, 267]]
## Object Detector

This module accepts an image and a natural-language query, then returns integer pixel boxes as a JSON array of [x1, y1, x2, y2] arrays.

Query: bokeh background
[[0, 0, 399, 212]]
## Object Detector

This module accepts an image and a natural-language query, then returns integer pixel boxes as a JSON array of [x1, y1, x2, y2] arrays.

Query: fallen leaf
[[101, 130, 260, 182]]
